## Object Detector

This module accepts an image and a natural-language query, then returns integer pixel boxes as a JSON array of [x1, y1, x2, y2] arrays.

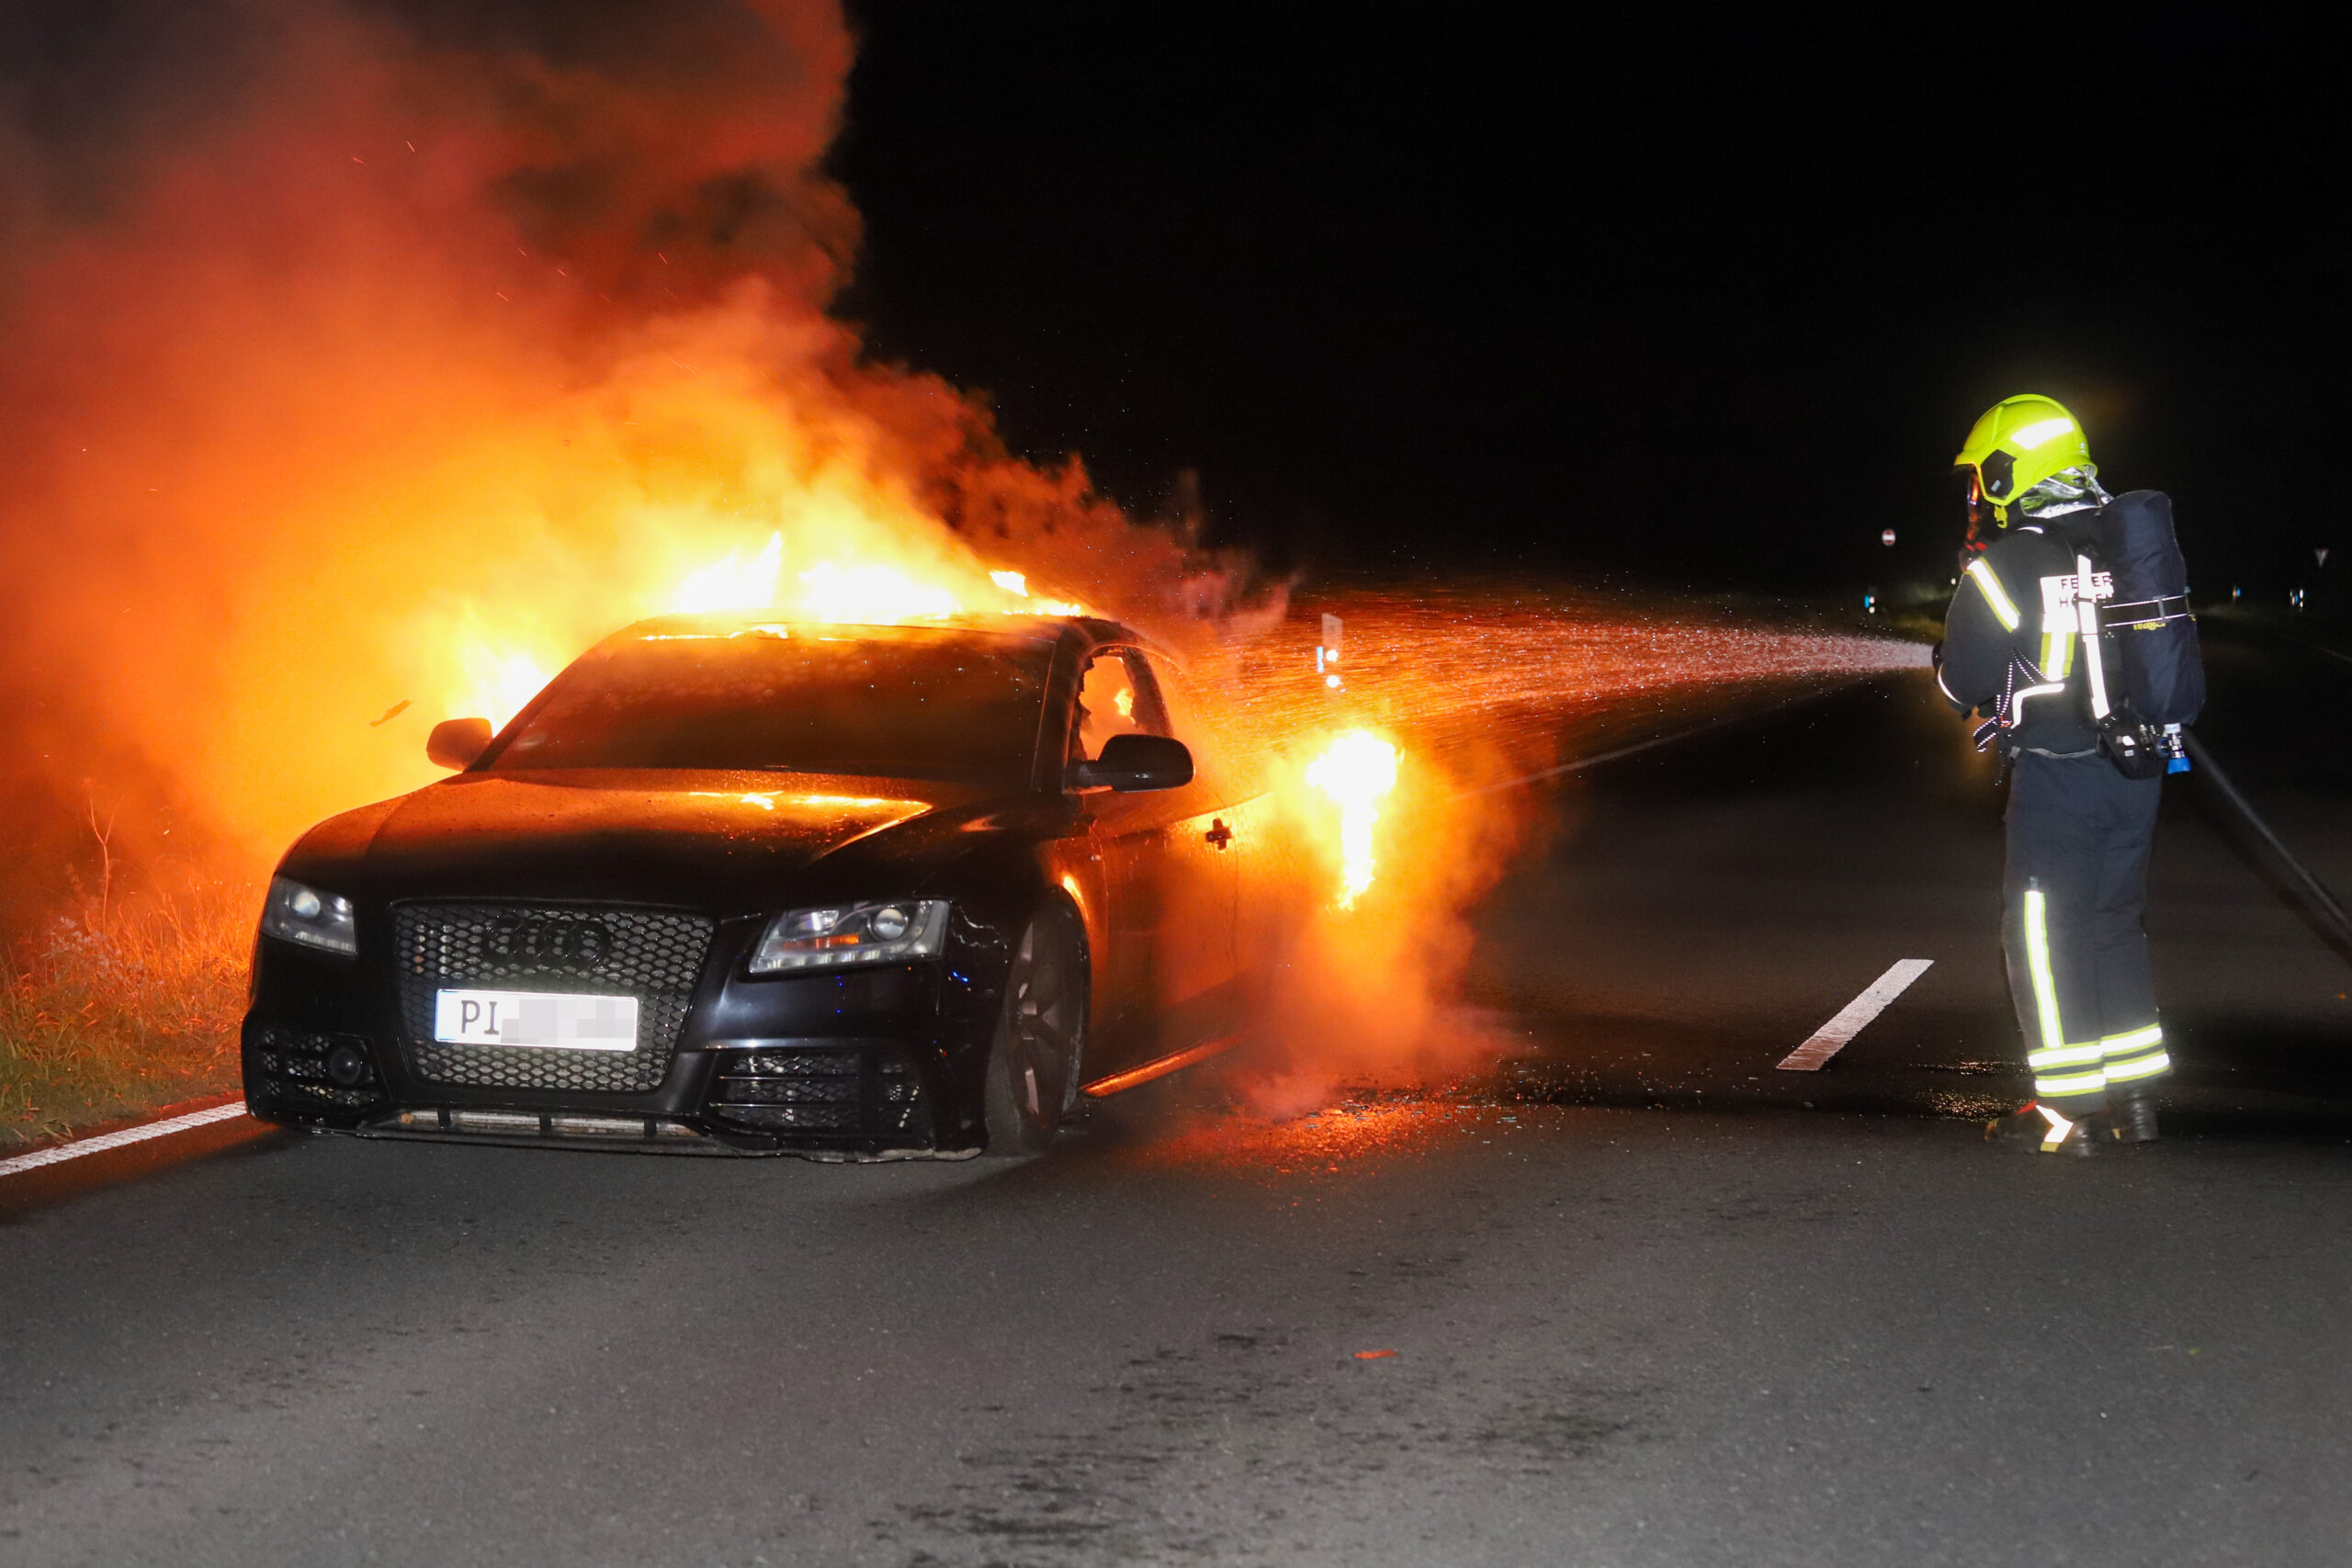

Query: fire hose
[[2182, 728, 2352, 953]]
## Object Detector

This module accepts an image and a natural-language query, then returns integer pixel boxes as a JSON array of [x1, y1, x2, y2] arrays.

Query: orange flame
[[1306, 729, 1400, 909], [438, 525, 1100, 730], [461, 648, 558, 733], [673, 533, 786, 615], [789, 559, 962, 623]]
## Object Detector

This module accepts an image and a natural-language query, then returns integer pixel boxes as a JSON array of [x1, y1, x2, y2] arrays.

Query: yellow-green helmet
[[1953, 393, 2095, 526]]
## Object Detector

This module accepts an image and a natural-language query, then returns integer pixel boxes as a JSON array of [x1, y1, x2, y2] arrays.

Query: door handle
[[1204, 818, 1232, 850]]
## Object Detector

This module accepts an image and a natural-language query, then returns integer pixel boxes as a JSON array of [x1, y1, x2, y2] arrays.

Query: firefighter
[[1936, 394, 2174, 1154]]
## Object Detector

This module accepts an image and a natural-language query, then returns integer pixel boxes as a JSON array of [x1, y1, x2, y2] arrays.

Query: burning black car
[[242, 614, 1295, 1157]]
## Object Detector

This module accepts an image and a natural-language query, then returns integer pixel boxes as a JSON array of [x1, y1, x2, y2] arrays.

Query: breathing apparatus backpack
[[2084, 491, 2206, 778]]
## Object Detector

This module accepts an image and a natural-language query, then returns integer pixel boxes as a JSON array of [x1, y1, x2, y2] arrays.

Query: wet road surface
[[6, 616, 2350, 1566], [1474, 611, 2352, 1135]]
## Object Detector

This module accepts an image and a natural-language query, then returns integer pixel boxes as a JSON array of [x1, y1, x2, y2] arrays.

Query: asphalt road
[[6, 617, 2350, 1567]]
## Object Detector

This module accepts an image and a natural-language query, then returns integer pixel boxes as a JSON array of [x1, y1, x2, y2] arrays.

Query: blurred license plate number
[[434, 990, 639, 1052]]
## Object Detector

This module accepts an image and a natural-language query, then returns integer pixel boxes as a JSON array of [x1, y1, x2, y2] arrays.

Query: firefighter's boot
[[1985, 1101, 2103, 1156], [2109, 1088, 2160, 1145]]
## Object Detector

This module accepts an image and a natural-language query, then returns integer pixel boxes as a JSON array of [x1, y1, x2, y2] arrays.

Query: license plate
[[433, 990, 639, 1052]]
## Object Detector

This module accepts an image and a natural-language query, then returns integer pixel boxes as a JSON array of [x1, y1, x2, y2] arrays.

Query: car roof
[[601, 612, 1175, 662]]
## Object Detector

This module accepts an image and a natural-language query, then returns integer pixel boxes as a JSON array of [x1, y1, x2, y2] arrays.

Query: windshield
[[486, 626, 1049, 786]]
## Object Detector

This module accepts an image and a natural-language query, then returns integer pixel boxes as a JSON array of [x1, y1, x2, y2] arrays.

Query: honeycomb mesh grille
[[394, 905, 715, 1094]]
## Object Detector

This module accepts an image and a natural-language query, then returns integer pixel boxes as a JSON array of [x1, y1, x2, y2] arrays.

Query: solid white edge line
[[0, 1101, 251, 1179], [1777, 959, 1935, 1072]]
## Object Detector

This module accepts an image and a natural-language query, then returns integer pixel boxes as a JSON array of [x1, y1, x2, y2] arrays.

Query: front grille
[[249, 1024, 384, 1111], [394, 905, 715, 1094], [709, 1046, 931, 1138]]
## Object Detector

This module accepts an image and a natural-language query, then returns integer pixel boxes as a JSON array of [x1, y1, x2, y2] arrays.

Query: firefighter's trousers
[[2002, 750, 2171, 1115]]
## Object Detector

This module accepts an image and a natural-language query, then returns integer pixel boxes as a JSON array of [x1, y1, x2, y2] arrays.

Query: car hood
[[294, 770, 1010, 910]]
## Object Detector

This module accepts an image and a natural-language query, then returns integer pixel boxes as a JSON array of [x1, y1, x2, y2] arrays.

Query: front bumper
[[243, 1025, 958, 1157], [243, 908, 1009, 1157]]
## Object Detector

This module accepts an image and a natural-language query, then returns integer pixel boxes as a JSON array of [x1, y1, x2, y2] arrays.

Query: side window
[[1135, 653, 1196, 745], [1143, 650, 1249, 791], [1071, 649, 1170, 762]]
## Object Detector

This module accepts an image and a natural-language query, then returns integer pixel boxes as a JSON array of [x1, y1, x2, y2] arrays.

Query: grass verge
[[2, 888, 252, 1152]]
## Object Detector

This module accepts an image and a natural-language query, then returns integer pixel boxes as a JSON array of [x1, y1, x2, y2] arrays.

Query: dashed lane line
[[0, 1101, 250, 1179], [1776, 959, 1935, 1072]]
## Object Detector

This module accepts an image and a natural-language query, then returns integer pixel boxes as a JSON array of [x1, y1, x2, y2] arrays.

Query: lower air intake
[[247, 1024, 384, 1112], [709, 1045, 931, 1140]]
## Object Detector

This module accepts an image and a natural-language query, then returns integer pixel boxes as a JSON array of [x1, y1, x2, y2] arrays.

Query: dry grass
[[1, 886, 254, 1151]]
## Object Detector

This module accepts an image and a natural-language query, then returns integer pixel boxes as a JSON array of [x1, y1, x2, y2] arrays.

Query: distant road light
[[1881, 528, 1896, 547]]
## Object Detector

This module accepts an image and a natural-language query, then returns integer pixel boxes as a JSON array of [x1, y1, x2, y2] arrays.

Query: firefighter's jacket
[[1938, 514, 2110, 756]]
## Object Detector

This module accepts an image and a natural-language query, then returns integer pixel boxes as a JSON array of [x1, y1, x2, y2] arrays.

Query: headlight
[[260, 875, 358, 956], [749, 899, 950, 973]]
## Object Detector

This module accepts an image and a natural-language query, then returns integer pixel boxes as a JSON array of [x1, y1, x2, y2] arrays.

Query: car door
[[1140, 650, 1295, 1009], [1073, 648, 1238, 1064]]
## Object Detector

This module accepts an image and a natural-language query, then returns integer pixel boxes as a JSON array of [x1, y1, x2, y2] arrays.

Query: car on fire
[[242, 614, 1299, 1157]]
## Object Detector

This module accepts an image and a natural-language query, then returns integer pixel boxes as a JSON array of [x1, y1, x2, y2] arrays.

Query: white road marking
[[1777, 960, 1934, 1072], [0, 1101, 250, 1179], [2284, 630, 2352, 669], [1457, 687, 1846, 798]]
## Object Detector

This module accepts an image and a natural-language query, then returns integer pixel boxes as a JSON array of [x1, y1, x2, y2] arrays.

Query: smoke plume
[[0, 0, 1254, 918]]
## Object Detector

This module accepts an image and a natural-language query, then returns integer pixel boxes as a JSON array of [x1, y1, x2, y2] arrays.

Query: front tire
[[981, 905, 1088, 1156]]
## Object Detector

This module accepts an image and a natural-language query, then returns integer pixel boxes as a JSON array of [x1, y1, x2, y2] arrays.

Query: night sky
[[833, 4, 2341, 598]]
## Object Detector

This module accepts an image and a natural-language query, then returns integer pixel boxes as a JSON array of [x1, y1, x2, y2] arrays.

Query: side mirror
[[426, 716, 493, 772], [1071, 733, 1193, 794]]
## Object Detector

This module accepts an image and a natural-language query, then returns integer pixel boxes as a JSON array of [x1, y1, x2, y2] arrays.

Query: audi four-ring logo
[[485, 916, 614, 965]]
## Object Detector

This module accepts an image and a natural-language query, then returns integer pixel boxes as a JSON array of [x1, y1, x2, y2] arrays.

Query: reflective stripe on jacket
[[1939, 521, 2106, 756]]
